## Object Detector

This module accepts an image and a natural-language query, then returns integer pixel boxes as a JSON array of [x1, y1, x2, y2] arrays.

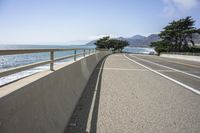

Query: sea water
[[123, 47, 156, 54]]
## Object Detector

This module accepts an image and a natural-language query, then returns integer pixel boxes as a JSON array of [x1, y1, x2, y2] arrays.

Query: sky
[[0, 0, 199, 44]]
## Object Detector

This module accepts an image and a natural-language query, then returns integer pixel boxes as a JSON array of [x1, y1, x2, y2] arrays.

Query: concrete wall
[[0, 51, 109, 133], [160, 54, 200, 62]]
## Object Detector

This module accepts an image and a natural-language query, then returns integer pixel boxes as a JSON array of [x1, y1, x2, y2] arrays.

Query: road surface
[[66, 54, 200, 133], [127, 54, 200, 92]]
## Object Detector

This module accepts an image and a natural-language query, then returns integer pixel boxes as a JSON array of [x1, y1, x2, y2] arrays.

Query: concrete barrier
[[160, 54, 200, 62], [0, 51, 110, 133]]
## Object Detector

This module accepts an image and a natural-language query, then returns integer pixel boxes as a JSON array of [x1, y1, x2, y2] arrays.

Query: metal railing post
[[74, 50, 76, 61], [84, 49, 85, 57], [50, 51, 54, 71]]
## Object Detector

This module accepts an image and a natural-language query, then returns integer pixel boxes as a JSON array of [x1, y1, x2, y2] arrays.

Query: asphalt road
[[66, 54, 200, 133], [127, 54, 200, 92]]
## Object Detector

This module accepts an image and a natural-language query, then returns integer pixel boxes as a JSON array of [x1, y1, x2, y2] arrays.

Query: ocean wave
[[0, 61, 68, 86]]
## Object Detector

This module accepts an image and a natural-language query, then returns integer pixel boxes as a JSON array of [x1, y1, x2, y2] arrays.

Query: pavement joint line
[[96, 68, 187, 72], [96, 68, 148, 71], [160, 57, 200, 69], [124, 54, 200, 96], [189, 71, 200, 73], [130, 54, 200, 80], [86, 58, 106, 132], [137, 54, 200, 69], [157, 70, 177, 72], [107, 59, 128, 60], [157, 70, 200, 73]]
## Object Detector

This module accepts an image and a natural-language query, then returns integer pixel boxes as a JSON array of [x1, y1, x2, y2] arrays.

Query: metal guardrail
[[0, 48, 96, 78], [162, 52, 200, 56]]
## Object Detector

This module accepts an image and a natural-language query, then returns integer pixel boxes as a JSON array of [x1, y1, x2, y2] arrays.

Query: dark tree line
[[95, 36, 129, 52], [151, 16, 200, 54]]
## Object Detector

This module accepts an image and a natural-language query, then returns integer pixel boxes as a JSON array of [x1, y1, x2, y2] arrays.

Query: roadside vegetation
[[95, 36, 129, 52], [151, 16, 200, 55]]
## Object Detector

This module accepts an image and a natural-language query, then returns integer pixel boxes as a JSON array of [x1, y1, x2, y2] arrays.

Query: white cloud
[[162, 0, 199, 17], [88, 34, 117, 40], [174, 0, 198, 10]]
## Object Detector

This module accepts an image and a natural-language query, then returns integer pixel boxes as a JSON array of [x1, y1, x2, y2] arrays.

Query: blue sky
[[0, 0, 199, 44]]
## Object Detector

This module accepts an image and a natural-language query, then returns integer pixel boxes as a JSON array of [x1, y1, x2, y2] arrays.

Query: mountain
[[86, 34, 200, 47], [118, 34, 160, 47], [130, 35, 146, 40], [86, 34, 160, 47], [86, 40, 96, 45]]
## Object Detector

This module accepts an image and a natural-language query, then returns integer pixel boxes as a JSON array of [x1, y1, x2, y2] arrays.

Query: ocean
[[123, 47, 156, 54], [0, 45, 155, 86]]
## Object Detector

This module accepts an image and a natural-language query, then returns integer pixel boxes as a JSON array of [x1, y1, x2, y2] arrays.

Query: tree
[[111, 39, 129, 52], [152, 16, 199, 53], [95, 36, 129, 52], [94, 36, 110, 49], [150, 41, 168, 55]]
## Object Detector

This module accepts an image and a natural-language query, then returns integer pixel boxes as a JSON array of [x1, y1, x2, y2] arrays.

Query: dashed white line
[[124, 54, 200, 95]]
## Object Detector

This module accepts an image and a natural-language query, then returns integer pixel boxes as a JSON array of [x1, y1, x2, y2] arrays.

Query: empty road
[[66, 54, 200, 133], [126, 54, 200, 93]]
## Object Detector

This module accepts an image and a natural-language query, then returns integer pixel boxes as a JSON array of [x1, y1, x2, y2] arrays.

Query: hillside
[[86, 34, 200, 47]]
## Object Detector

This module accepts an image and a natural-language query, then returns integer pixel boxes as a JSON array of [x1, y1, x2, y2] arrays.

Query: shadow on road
[[64, 56, 107, 133]]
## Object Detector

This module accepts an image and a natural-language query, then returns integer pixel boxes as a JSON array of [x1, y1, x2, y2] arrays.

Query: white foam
[[0, 61, 69, 86]]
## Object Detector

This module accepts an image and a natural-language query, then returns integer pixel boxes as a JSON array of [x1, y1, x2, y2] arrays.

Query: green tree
[[95, 37, 129, 52], [94, 36, 110, 49], [111, 39, 129, 52], [152, 16, 199, 53], [150, 41, 168, 55]]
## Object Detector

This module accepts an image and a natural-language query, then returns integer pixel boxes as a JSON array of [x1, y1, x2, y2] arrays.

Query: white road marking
[[130, 54, 200, 80], [86, 58, 105, 132], [124, 54, 200, 95]]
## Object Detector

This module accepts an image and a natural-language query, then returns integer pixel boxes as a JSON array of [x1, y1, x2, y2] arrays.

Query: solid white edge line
[[124, 54, 200, 95], [86, 58, 105, 132], [130, 54, 200, 80]]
